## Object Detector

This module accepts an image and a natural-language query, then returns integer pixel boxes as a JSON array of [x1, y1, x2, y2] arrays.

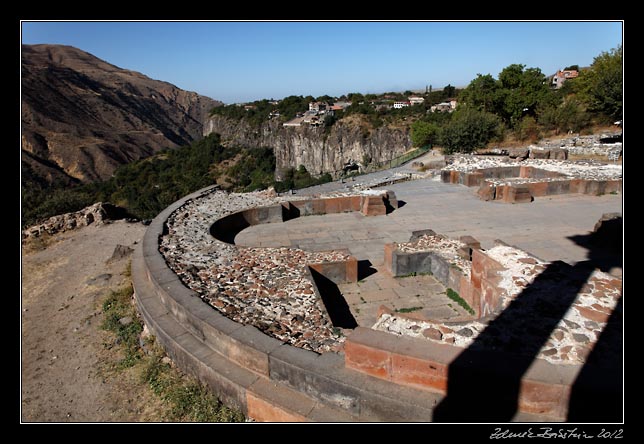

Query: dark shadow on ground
[[396, 200, 407, 209], [309, 268, 358, 329], [433, 260, 592, 422], [358, 260, 378, 281], [433, 219, 622, 422]]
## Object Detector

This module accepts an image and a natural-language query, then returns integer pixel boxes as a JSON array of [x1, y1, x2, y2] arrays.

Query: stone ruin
[[441, 156, 622, 203], [132, 183, 622, 422]]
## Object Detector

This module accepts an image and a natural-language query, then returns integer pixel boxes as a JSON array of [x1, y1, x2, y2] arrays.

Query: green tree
[[564, 64, 580, 71], [443, 84, 456, 98], [440, 107, 501, 154], [576, 45, 622, 121], [497, 64, 554, 126], [459, 74, 500, 113], [410, 120, 440, 147]]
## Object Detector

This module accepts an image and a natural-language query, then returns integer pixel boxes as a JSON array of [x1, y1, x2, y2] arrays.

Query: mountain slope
[[21, 44, 221, 184]]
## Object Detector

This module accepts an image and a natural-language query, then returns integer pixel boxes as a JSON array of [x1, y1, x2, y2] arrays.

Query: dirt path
[[21, 220, 166, 422]]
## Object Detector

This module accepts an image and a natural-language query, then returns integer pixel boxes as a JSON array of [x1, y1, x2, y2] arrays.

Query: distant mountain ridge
[[21, 44, 221, 185]]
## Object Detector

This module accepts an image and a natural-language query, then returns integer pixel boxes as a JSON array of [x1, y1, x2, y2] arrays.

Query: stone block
[[546, 180, 571, 196], [477, 182, 496, 201], [471, 249, 505, 292], [324, 198, 341, 214], [344, 341, 391, 379], [246, 379, 313, 422], [518, 379, 566, 417], [390, 353, 449, 392], [463, 172, 484, 187], [346, 256, 358, 283], [227, 324, 284, 376], [447, 266, 464, 293], [526, 181, 548, 197], [429, 253, 449, 286], [361, 195, 387, 216], [504, 185, 533, 204], [383, 243, 396, 275], [549, 147, 569, 160], [458, 276, 480, 318], [495, 185, 506, 201]]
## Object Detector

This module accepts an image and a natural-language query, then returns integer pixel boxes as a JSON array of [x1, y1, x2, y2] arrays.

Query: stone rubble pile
[[160, 188, 355, 353], [443, 156, 622, 184]]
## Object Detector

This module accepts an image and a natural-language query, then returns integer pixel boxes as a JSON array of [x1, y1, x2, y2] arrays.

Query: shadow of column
[[434, 216, 622, 422], [433, 260, 592, 422]]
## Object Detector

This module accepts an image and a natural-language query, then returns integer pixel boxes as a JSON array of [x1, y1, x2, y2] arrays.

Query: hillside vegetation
[[22, 134, 330, 228]]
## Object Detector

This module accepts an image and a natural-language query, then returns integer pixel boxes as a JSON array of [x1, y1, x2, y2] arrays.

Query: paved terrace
[[236, 177, 622, 327]]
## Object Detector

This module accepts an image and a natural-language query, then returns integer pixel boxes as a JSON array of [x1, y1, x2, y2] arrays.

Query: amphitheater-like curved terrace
[[133, 170, 622, 422]]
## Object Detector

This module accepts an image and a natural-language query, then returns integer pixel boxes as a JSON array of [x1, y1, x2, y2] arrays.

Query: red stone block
[[504, 185, 532, 203], [519, 379, 566, 417], [324, 198, 341, 214], [449, 171, 460, 184], [459, 276, 480, 318], [477, 182, 496, 201], [527, 181, 549, 197], [308, 263, 325, 276], [349, 196, 362, 212], [344, 341, 391, 379], [390, 353, 448, 393], [520, 166, 534, 178], [246, 391, 309, 422], [495, 185, 506, 201], [311, 199, 326, 215], [346, 257, 358, 283], [361, 196, 387, 216], [463, 172, 484, 187], [569, 178, 584, 194], [383, 243, 396, 275]]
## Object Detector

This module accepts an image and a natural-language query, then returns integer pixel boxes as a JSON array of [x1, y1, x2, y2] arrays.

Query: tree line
[[411, 45, 622, 153]]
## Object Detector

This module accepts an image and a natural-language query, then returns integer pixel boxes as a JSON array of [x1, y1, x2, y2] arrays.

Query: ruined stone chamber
[[441, 155, 622, 204], [132, 184, 622, 422]]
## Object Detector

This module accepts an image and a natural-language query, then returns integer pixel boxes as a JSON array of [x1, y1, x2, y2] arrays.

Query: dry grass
[[22, 232, 55, 254]]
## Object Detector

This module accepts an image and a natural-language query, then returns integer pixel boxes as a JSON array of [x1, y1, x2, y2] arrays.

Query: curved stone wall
[[132, 184, 622, 422]]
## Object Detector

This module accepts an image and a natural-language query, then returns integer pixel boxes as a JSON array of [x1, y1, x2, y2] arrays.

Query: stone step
[[269, 343, 443, 421]]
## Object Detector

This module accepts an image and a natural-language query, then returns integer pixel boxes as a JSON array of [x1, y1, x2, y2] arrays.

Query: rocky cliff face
[[204, 115, 412, 179], [22, 44, 221, 185]]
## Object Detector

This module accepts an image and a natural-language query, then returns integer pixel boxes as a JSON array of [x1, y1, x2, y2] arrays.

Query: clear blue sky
[[21, 21, 623, 104]]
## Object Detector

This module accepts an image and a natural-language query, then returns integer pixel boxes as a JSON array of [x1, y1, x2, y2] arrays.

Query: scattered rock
[[118, 316, 133, 326], [422, 327, 443, 340], [85, 273, 112, 286], [108, 244, 134, 263], [572, 333, 590, 344], [456, 327, 474, 338]]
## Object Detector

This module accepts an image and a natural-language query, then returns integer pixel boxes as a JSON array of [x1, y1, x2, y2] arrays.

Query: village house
[[430, 98, 458, 113], [408, 96, 425, 105], [308, 102, 328, 113], [551, 69, 579, 89]]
